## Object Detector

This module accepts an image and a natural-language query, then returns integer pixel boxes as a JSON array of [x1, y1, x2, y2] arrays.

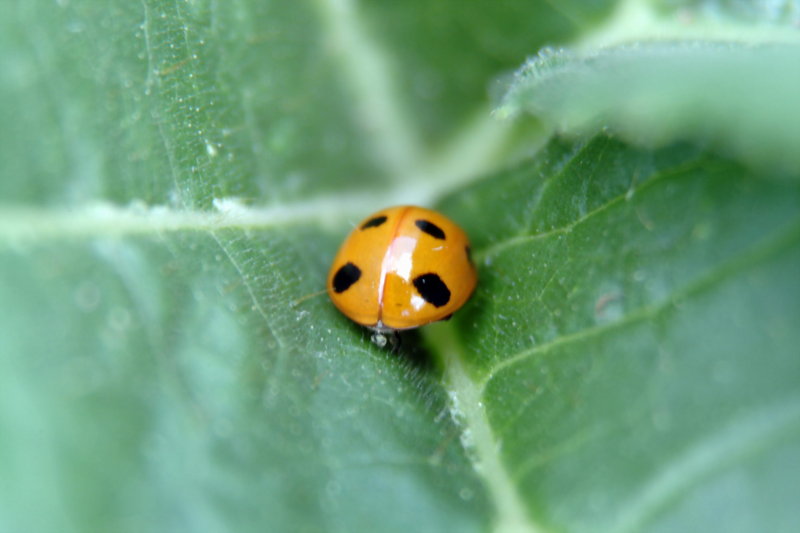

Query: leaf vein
[[476, 155, 701, 263], [480, 212, 800, 390], [314, 0, 421, 177], [435, 325, 547, 533], [611, 395, 800, 533], [210, 231, 286, 349]]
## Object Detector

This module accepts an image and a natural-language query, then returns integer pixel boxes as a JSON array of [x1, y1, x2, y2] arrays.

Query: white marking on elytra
[[410, 293, 427, 311], [386, 235, 416, 282]]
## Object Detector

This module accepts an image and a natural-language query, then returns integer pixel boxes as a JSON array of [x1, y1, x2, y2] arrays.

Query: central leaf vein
[[434, 324, 547, 533]]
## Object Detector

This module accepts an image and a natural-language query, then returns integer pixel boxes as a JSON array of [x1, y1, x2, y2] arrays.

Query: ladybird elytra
[[327, 205, 477, 331]]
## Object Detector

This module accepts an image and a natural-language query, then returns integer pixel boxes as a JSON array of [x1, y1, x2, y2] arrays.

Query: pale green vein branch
[[0, 158, 519, 243], [474, 138, 615, 263], [610, 395, 800, 533], [480, 214, 800, 390], [140, 0, 184, 205], [419, 110, 524, 195], [312, 0, 520, 194], [475, 155, 701, 263], [475, 188, 623, 262], [314, 0, 422, 178], [432, 323, 546, 533], [0, 195, 385, 245], [209, 232, 286, 349], [510, 403, 652, 486]]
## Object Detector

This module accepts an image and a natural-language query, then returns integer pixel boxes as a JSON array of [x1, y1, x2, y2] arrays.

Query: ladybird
[[328, 205, 477, 332]]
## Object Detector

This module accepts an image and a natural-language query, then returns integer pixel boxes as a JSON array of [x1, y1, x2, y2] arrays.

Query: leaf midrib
[[433, 322, 547, 533], [0, 198, 370, 244]]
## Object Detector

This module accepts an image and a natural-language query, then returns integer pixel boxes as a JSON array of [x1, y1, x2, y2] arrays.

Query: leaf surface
[[438, 136, 800, 532], [2, 1, 800, 533]]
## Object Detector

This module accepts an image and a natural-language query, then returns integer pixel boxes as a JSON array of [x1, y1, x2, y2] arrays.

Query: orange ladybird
[[328, 206, 477, 331]]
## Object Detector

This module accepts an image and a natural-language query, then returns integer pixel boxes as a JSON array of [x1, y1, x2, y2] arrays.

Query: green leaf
[[3, 1, 800, 533], [497, 42, 800, 174], [437, 135, 800, 532]]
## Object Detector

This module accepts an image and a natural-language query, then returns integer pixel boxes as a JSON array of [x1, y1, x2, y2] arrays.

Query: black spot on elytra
[[361, 215, 387, 229], [413, 273, 451, 307], [415, 219, 445, 240], [332, 262, 361, 293]]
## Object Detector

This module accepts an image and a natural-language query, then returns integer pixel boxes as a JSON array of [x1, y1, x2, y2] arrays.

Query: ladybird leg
[[372, 329, 403, 354], [388, 330, 402, 353], [370, 330, 403, 352], [370, 331, 389, 348]]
